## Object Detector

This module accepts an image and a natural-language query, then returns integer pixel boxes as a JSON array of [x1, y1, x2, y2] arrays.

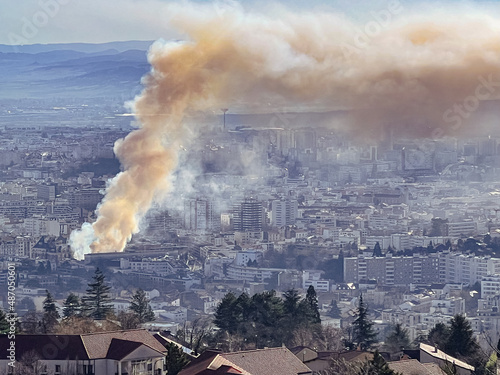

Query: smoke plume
[[70, 1, 500, 259]]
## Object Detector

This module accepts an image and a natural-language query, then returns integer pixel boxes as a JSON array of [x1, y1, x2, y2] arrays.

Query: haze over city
[[1, 1, 500, 374]]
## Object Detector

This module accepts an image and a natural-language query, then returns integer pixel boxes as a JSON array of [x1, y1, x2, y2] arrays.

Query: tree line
[[213, 286, 322, 349], [0, 267, 156, 335]]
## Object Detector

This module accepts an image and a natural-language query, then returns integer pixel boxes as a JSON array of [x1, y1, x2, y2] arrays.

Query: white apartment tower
[[271, 199, 298, 227]]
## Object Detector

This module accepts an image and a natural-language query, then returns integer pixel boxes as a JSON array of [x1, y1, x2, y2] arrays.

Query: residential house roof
[[153, 332, 196, 358], [0, 334, 88, 360], [0, 329, 167, 361], [419, 343, 474, 372], [179, 347, 313, 375], [106, 338, 144, 360], [388, 359, 446, 375], [81, 329, 167, 358]]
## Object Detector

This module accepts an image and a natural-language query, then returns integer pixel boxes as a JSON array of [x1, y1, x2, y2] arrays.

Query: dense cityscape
[[2, 1, 500, 374]]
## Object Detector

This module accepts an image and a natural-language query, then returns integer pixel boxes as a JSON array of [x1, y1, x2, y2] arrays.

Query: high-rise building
[[271, 199, 298, 227], [184, 198, 218, 232], [37, 184, 57, 201], [233, 198, 263, 232]]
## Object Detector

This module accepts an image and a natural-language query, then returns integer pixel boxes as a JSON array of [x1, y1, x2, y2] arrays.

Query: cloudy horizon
[[2, 0, 500, 46]]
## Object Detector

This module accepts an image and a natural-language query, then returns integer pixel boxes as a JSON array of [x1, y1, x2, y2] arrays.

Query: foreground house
[[0, 329, 167, 375], [388, 359, 447, 375], [179, 347, 312, 375], [290, 346, 375, 373], [418, 343, 474, 375]]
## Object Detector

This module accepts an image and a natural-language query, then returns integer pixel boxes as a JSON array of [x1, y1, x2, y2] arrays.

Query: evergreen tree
[[22, 310, 44, 334], [129, 289, 156, 323], [63, 293, 81, 318], [165, 341, 190, 375], [0, 309, 9, 334], [327, 300, 341, 319], [42, 290, 59, 333], [385, 323, 410, 353], [214, 292, 239, 334], [282, 289, 304, 343], [445, 314, 479, 359], [283, 289, 301, 316], [82, 268, 114, 320], [305, 285, 321, 324], [351, 294, 378, 350], [373, 242, 383, 257], [361, 350, 400, 375], [248, 290, 284, 348], [428, 322, 450, 349], [426, 241, 434, 252]]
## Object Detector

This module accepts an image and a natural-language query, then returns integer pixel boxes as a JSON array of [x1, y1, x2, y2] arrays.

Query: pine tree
[[42, 290, 60, 333], [373, 242, 383, 257], [282, 288, 304, 343], [63, 293, 81, 318], [82, 268, 114, 320], [129, 289, 156, 323], [385, 323, 410, 353], [428, 322, 450, 348], [445, 314, 479, 359], [351, 294, 378, 350], [305, 285, 321, 324], [214, 292, 239, 334], [327, 300, 341, 319], [283, 289, 301, 316], [0, 309, 9, 334], [165, 341, 190, 375], [361, 350, 400, 375]]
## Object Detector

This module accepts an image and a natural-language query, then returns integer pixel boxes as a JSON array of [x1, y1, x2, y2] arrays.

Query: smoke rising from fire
[[70, 1, 500, 259]]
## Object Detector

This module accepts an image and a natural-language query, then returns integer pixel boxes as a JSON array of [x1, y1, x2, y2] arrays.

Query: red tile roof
[[179, 350, 222, 375]]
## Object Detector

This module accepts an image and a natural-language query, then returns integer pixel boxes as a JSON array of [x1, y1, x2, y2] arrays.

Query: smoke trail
[[71, 1, 500, 258]]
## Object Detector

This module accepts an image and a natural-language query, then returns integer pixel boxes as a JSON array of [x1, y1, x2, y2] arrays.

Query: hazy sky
[[1, 0, 500, 45]]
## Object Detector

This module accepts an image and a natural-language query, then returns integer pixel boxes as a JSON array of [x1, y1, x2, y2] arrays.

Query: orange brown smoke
[[70, 2, 500, 258]]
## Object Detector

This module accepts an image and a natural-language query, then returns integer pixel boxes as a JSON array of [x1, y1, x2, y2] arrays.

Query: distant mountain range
[[0, 40, 154, 54], [0, 41, 154, 99]]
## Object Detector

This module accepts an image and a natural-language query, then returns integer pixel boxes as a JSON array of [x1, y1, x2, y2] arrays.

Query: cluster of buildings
[[2, 100, 500, 363]]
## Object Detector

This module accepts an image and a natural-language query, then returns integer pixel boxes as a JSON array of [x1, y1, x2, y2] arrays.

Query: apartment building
[[344, 254, 440, 285], [345, 251, 500, 286]]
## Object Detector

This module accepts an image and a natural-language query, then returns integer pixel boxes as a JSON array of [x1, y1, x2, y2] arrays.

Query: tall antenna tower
[[221, 108, 228, 130]]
